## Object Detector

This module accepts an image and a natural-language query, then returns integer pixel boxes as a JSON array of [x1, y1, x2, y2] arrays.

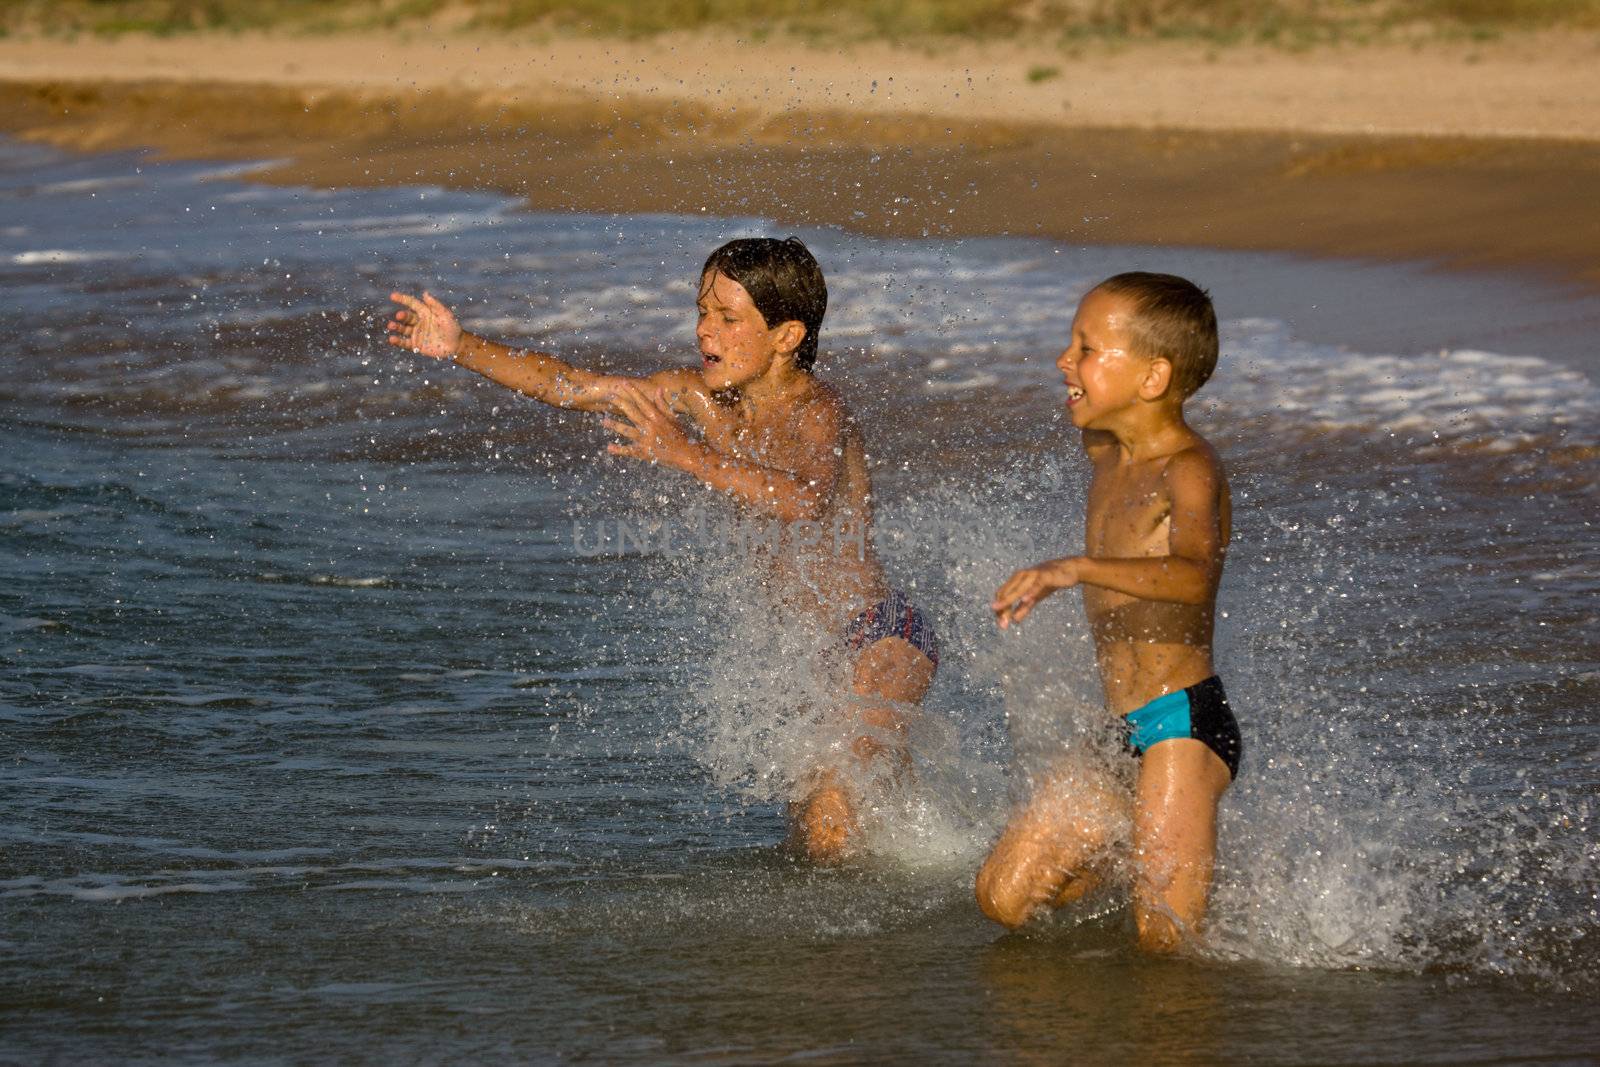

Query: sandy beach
[[6, 23, 1600, 1063], [3, 29, 1599, 287]]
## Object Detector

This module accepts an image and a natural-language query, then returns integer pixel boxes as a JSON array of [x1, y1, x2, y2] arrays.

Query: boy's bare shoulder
[[801, 378, 852, 426], [1160, 439, 1229, 515], [771, 383, 857, 476], [762, 377, 850, 443], [1163, 438, 1226, 483]]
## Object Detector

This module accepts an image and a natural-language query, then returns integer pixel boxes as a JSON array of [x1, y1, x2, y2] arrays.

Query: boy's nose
[[1055, 349, 1072, 372]]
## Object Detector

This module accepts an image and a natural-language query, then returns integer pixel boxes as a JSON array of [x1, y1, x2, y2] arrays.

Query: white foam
[[458, 315, 532, 335], [10, 249, 128, 266], [923, 371, 999, 393], [1217, 325, 1599, 446], [294, 208, 508, 238], [254, 572, 392, 588], [187, 159, 288, 182], [309, 574, 390, 588], [24, 881, 244, 901], [0, 615, 62, 633], [442, 249, 1595, 451], [0, 509, 73, 525], [36, 176, 142, 196]]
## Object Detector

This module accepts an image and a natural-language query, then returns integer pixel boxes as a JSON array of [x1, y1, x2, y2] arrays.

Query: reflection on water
[[2, 136, 1598, 1061]]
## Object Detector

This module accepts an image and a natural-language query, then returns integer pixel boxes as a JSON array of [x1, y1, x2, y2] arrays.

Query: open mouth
[[1066, 385, 1085, 402], [701, 352, 722, 366]]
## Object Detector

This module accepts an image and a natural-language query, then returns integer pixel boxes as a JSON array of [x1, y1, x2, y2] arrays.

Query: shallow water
[[2, 136, 1598, 1062]]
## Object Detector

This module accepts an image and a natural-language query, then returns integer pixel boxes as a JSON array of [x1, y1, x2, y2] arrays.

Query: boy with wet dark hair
[[386, 237, 938, 863], [977, 271, 1240, 953], [702, 237, 828, 373]]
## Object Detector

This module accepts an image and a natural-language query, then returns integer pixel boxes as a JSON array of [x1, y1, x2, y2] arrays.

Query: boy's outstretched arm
[[387, 290, 628, 413], [994, 448, 1227, 627], [604, 382, 841, 524]]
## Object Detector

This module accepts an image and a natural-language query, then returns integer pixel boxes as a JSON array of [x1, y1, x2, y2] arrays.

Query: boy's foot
[[792, 777, 859, 865], [1051, 865, 1105, 908]]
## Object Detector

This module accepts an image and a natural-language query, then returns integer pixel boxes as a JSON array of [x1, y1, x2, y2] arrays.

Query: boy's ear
[[1139, 357, 1175, 401], [771, 319, 806, 356]]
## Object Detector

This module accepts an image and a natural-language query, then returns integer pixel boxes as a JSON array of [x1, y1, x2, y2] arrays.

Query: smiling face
[[1055, 287, 1154, 430], [695, 270, 796, 392]]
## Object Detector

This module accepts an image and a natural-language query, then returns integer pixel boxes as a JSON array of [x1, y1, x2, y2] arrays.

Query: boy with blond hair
[[978, 271, 1241, 952]]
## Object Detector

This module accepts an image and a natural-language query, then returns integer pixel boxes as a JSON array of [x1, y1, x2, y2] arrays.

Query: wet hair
[[1095, 271, 1219, 398], [701, 237, 827, 372]]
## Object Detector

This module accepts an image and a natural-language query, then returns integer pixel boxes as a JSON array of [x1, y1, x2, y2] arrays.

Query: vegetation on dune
[[2, 0, 1598, 43]]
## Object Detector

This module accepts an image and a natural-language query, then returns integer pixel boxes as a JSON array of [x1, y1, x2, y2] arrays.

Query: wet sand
[[3, 31, 1599, 289]]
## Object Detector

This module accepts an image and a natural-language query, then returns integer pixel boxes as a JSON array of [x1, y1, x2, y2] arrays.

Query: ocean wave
[[923, 371, 1000, 393], [35, 175, 144, 196], [0, 508, 74, 526], [10, 249, 130, 266], [254, 572, 395, 588], [186, 159, 288, 183], [0, 614, 63, 633], [294, 209, 509, 238], [1220, 324, 1599, 447], [0, 855, 553, 902]]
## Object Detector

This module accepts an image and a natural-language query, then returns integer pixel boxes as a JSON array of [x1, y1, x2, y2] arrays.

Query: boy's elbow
[[772, 483, 830, 523], [783, 496, 826, 524], [1179, 576, 1219, 606]]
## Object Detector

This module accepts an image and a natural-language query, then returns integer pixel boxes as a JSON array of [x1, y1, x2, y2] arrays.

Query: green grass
[[3, 0, 1598, 43], [0, 0, 352, 36]]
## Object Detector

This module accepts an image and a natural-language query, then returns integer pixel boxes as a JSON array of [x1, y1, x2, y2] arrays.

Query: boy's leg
[[1130, 738, 1231, 953], [792, 636, 934, 863], [846, 635, 934, 768], [975, 765, 1129, 929]]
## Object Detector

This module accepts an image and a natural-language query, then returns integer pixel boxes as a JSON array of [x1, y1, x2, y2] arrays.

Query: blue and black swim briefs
[[1123, 675, 1242, 779]]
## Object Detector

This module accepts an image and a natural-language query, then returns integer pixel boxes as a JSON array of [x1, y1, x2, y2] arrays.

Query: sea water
[[2, 136, 1598, 1062]]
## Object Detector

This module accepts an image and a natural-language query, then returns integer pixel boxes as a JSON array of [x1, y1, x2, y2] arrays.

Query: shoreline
[[5, 30, 1600, 140], [3, 31, 1600, 293]]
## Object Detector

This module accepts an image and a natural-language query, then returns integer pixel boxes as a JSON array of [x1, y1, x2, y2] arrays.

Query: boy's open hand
[[387, 291, 462, 359], [993, 559, 1081, 629], [604, 382, 699, 471]]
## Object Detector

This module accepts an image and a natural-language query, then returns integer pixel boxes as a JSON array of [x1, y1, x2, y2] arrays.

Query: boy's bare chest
[[698, 409, 793, 463], [1085, 463, 1170, 556]]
